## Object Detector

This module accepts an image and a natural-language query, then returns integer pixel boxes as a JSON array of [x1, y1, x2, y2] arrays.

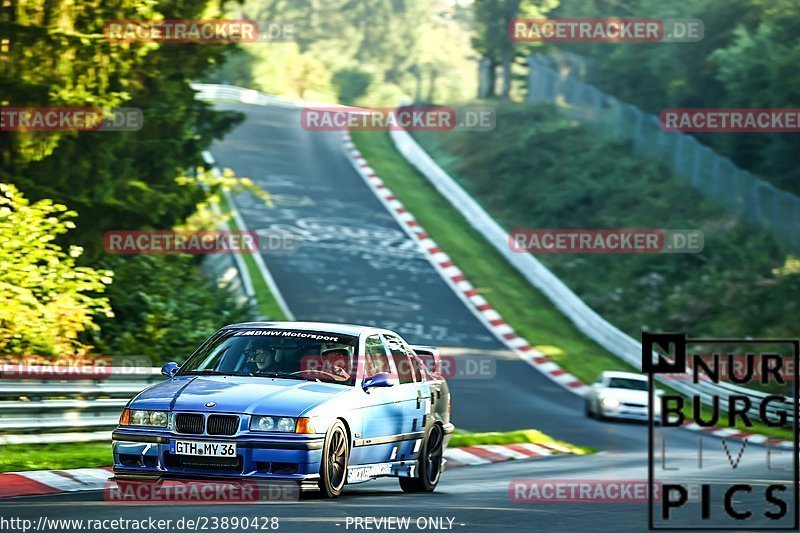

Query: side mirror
[[363, 372, 397, 390], [161, 362, 179, 378]]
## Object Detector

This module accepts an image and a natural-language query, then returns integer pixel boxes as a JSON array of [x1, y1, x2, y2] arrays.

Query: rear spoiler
[[410, 345, 441, 376]]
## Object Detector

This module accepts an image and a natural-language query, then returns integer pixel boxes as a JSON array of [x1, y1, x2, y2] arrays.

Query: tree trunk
[[500, 49, 512, 100], [479, 57, 497, 98], [427, 68, 437, 103]]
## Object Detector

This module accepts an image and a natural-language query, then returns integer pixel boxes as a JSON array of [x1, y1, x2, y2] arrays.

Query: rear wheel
[[318, 420, 349, 498], [400, 424, 443, 493]]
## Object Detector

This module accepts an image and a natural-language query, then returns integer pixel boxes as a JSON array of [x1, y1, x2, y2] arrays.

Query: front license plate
[[170, 439, 237, 457]]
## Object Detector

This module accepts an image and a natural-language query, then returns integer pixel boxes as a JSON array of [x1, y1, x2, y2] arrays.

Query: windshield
[[179, 329, 359, 386], [607, 377, 648, 391]]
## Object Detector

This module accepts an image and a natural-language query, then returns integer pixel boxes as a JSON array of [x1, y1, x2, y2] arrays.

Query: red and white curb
[[340, 131, 590, 397], [0, 467, 111, 498], [679, 423, 793, 449], [444, 442, 571, 468], [0, 444, 559, 498]]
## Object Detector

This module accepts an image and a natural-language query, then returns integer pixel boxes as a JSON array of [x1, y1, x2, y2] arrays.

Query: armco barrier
[[0, 368, 163, 435]]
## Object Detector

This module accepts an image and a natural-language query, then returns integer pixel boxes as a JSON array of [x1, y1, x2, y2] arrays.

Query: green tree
[[552, 0, 800, 193], [219, 0, 478, 106], [1, 0, 243, 259], [473, 0, 558, 99], [0, 183, 112, 355], [90, 254, 251, 364], [331, 67, 372, 104]]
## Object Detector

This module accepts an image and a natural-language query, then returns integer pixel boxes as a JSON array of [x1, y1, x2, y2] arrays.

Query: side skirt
[[346, 459, 419, 484]]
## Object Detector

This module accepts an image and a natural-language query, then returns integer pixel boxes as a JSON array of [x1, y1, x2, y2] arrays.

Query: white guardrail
[[0, 85, 789, 444]]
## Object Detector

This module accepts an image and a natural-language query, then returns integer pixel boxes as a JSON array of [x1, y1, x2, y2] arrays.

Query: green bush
[[0, 184, 112, 356], [332, 68, 373, 105]]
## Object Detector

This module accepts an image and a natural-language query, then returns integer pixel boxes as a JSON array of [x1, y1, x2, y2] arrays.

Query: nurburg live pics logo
[[643, 332, 800, 530]]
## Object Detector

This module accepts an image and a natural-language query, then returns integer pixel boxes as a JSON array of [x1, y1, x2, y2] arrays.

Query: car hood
[[131, 375, 349, 417], [599, 387, 650, 404]]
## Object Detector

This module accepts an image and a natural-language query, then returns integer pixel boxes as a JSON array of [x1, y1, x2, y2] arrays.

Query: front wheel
[[585, 399, 594, 418], [400, 424, 444, 493], [318, 420, 349, 498]]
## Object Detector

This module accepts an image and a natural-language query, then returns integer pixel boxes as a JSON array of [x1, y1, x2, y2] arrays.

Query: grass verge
[[351, 130, 633, 384], [451, 429, 594, 455], [0, 443, 111, 473]]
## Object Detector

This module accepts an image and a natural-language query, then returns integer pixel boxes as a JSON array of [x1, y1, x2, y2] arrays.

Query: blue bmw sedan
[[112, 322, 453, 497]]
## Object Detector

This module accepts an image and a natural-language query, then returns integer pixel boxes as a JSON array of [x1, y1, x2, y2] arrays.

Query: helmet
[[247, 344, 275, 364]]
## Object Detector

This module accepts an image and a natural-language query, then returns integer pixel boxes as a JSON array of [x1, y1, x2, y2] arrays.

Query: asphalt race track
[[2, 102, 792, 532]]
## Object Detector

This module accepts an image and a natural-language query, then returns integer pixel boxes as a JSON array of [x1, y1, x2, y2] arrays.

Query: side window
[[413, 349, 440, 377], [364, 335, 391, 379], [409, 353, 428, 382], [384, 334, 415, 384]]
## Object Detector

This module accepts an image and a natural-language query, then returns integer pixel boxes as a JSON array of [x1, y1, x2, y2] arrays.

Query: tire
[[318, 420, 349, 498], [595, 402, 606, 420], [585, 399, 595, 418], [400, 424, 444, 493]]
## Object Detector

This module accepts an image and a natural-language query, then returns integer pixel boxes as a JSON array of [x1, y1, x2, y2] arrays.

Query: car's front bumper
[[111, 429, 325, 480], [601, 404, 660, 422]]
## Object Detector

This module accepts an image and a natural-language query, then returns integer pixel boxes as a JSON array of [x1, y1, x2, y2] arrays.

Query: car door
[[383, 333, 431, 462], [349, 334, 405, 466]]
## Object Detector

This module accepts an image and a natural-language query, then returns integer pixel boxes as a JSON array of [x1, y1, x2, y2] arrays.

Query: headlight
[[250, 415, 297, 432], [277, 417, 296, 432], [150, 411, 168, 427], [252, 416, 276, 432], [601, 397, 620, 409], [126, 410, 168, 427]]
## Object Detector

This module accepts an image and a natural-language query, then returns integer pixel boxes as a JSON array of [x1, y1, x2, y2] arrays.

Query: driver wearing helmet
[[243, 345, 276, 374], [319, 345, 353, 381]]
